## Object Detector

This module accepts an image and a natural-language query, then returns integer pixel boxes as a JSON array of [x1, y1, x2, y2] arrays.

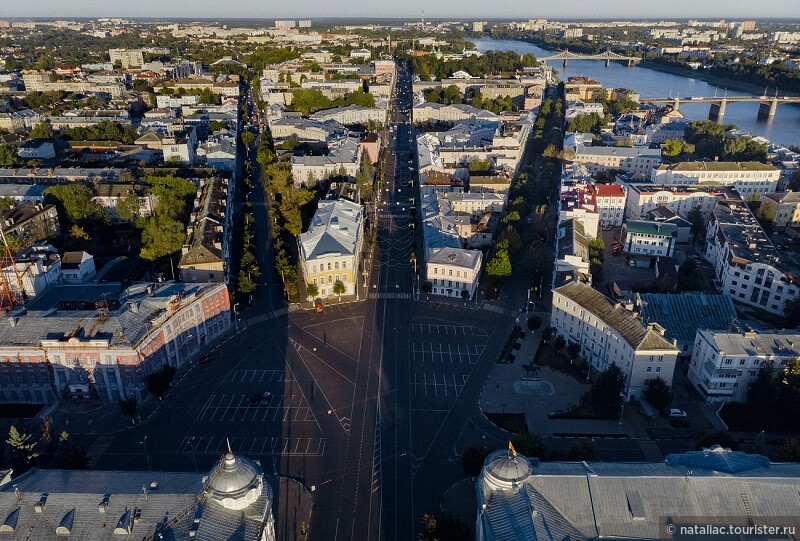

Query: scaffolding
[[0, 223, 25, 311]]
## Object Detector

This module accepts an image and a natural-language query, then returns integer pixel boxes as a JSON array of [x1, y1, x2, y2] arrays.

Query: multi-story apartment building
[[705, 201, 800, 316], [291, 137, 362, 185], [299, 198, 364, 299], [1, 202, 60, 250], [689, 329, 800, 403], [309, 105, 386, 126], [585, 183, 626, 226], [625, 183, 736, 220], [0, 281, 231, 404], [650, 162, 780, 197], [571, 146, 662, 178], [162, 127, 198, 164], [108, 48, 144, 68], [622, 220, 678, 257], [551, 281, 680, 398], [759, 191, 800, 230], [427, 247, 483, 299], [92, 184, 157, 222], [21, 72, 124, 97], [412, 103, 499, 124]]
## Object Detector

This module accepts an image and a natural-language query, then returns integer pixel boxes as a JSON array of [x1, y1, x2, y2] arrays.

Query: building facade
[[299, 198, 364, 299], [689, 329, 800, 403], [427, 247, 482, 299], [551, 281, 680, 398], [650, 162, 781, 197], [759, 191, 800, 230], [625, 183, 735, 221], [0, 282, 231, 404], [705, 202, 800, 316], [622, 220, 678, 257]]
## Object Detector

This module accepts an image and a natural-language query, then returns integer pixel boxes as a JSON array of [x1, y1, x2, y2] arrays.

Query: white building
[[17, 140, 55, 160], [349, 48, 372, 61], [291, 138, 362, 185], [586, 183, 626, 226], [571, 146, 662, 178], [551, 280, 680, 399], [309, 105, 385, 126], [705, 201, 800, 316], [565, 100, 605, 120], [625, 183, 736, 221], [108, 48, 144, 68], [689, 329, 800, 403], [622, 220, 678, 257], [412, 103, 499, 124], [427, 247, 482, 299], [650, 161, 780, 197], [299, 198, 364, 299], [162, 127, 198, 164], [759, 191, 800, 230]]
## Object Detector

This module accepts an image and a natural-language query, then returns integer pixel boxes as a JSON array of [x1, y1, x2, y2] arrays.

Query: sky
[[3, 0, 799, 20]]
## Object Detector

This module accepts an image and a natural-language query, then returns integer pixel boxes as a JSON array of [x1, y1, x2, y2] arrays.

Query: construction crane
[[0, 223, 25, 311]]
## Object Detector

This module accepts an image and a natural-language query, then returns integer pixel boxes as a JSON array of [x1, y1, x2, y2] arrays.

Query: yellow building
[[299, 198, 364, 298]]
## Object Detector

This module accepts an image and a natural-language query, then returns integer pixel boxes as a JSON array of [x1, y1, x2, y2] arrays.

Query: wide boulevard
[[94, 60, 521, 540]]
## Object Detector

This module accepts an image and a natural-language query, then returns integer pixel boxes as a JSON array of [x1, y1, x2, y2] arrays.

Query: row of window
[[313, 275, 346, 286], [311, 261, 347, 273]]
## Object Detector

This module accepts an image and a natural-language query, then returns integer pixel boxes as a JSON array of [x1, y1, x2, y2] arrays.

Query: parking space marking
[[410, 323, 487, 336], [411, 342, 484, 365], [194, 394, 313, 423], [178, 436, 324, 456], [223, 369, 287, 383], [410, 372, 468, 398]]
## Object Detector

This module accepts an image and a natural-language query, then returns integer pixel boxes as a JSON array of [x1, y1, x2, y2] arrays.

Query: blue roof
[[641, 293, 737, 346], [666, 446, 771, 474]]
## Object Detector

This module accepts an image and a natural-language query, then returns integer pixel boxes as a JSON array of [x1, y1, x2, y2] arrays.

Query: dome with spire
[[480, 449, 533, 499], [206, 450, 264, 511]]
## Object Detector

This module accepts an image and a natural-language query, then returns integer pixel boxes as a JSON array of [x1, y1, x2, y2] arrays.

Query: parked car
[[259, 391, 273, 406], [668, 408, 687, 418], [602, 225, 613, 231], [628, 259, 636, 267]]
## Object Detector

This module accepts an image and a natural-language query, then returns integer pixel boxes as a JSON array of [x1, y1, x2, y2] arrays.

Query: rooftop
[[299, 198, 363, 260], [179, 178, 227, 268], [640, 293, 737, 346], [624, 219, 678, 237], [659, 161, 778, 172], [698, 329, 800, 357], [428, 247, 481, 269], [554, 281, 677, 351]]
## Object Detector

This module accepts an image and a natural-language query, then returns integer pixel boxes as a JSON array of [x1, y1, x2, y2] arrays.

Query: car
[[602, 225, 613, 231], [259, 391, 273, 406], [628, 259, 636, 267], [668, 408, 687, 418]]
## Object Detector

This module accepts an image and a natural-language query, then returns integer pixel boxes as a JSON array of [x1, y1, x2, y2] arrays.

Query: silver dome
[[206, 452, 263, 510]]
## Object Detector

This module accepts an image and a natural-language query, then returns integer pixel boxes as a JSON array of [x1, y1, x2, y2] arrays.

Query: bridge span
[[643, 95, 800, 119], [539, 50, 641, 67]]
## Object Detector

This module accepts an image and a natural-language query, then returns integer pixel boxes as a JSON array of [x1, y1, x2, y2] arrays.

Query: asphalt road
[[93, 61, 523, 541]]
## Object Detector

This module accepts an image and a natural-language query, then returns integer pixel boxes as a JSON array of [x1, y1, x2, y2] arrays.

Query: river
[[472, 38, 800, 147]]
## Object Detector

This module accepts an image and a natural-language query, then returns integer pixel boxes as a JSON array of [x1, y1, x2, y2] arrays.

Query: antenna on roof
[[227, 438, 232, 455]]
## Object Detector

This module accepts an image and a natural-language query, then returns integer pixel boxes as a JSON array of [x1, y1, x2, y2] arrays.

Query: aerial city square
[[0, 0, 799, 539]]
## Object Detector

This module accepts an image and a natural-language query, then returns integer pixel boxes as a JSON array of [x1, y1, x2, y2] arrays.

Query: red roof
[[590, 184, 625, 197]]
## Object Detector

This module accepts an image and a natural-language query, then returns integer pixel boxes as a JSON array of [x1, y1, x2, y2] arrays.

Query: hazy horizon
[[3, 0, 799, 21]]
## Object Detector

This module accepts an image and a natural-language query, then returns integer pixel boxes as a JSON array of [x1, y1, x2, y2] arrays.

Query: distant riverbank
[[639, 59, 800, 98]]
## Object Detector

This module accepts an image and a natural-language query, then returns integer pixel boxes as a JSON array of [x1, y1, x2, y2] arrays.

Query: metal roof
[[640, 293, 737, 346]]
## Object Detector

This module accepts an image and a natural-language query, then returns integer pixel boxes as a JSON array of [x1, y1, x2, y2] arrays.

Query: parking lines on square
[[410, 342, 483, 365], [410, 323, 488, 337], [177, 436, 325, 456], [223, 369, 287, 383], [409, 372, 468, 397], [194, 394, 313, 423]]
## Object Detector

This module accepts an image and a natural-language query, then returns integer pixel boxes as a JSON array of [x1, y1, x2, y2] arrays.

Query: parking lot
[[177, 435, 325, 457], [195, 393, 315, 423]]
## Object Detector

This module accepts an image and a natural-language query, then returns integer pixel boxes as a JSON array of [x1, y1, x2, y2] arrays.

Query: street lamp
[[618, 391, 626, 427], [189, 436, 198, 472], [233, 303, 239, 331], [141, 436, 151, 472]]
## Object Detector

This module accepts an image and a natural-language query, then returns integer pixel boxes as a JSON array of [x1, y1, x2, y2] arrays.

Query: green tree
[[145, 364, 177, 398], [460, 444, 490, 476], [468, 158, 492, 172], [510, 433, 545, 458], [568, 438, 596, 460], [140, 216, 185, 260], [591, 362, 626, 418], [486, 249, 512, 279], [0, 144, 19, 167], [567, 341, 581, 360], [789, 170, 800, 192], [662, 139, 684, 158], [237, 271, 256, 294], [115, 194, 141, 222], [554, 335, 566, 352], [0, 197, 15, 215], [240, 130, 255, 148], [44, 184, 102, 223], [497, 225, 521, 253], [333, 280, 346, 301], [643, 377, 672, 412], [30, 121, 54, 140], [775, 438, 800, 462], [687, 206, 706, 242], [118, 395, 138, 422], [306, 283, 319, 300], [419, 513, 470, 541], [6, 425, 39, 473], [51, 431, 89, 470], [527, 315, 542, 331]]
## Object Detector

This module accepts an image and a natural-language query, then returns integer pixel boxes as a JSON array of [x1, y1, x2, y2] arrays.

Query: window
[[327, 263, 332, 271], [646, 367, 652, 373], [335, 262, 339, 270], [655, 367, 661, 373], [449, 269, 453, 276], [342, 261, 347, 269]]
